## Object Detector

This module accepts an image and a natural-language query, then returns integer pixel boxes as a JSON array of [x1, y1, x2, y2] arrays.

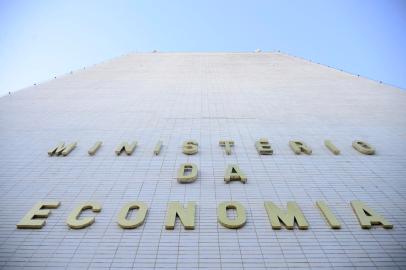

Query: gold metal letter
[[177, 163, 198, 183], [224, 164, 247, 184], [48, 142, 77, 156], [289, 141, 312, 155], [115, 141, 137, 156], [316, 201, 341, 229], [219, 140, 234, 155], [165, 202, 196, 230], [182, 140, 198, 155], [351, 200, 392, 229], [324, 140, 340, 155], [16, 201, 60, 229], [255, 138, 273, 155], [153, 140, 163, 155], [217, 201, 246, 229], [88, 141, 102, 155], [66, 202, 101, 229], [117, 202, 148, 229], [264, 201, 309, 229], [352, 140, 375, 155]]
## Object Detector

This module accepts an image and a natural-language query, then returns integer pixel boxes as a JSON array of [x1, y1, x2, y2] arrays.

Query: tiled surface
[[0, 52, 405, 269]]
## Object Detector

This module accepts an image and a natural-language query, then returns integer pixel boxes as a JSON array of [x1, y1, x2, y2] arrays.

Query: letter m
[[264, 201, 309, 230], [48, 142, 77, 156]]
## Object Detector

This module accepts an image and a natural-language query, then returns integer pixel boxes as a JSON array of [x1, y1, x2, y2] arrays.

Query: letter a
[[224, 165, 247, 184], [351, 200, 392, 229]]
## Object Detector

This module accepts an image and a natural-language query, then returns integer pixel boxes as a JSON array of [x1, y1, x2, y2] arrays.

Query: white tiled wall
[[0, 52, 405, 269]]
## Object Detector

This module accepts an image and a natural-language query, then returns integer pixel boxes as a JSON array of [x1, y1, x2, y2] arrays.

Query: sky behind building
[[0, 0, 405, 96]]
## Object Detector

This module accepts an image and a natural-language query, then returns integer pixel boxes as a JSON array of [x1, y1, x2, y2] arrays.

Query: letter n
[[165, 202, 196, 230]]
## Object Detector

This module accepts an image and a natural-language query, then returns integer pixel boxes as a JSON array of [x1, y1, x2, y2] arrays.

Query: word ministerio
[[15, 138, 393, 231], [47, 138, 376, 157]]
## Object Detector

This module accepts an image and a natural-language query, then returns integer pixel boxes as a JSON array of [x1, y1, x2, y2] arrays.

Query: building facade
[[0, 52, 405, 269]]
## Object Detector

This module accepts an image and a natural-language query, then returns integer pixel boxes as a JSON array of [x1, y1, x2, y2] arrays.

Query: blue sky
[[0, 0, 405, 96]]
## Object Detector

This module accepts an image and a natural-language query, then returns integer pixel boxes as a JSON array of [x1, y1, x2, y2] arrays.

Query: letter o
[[217, 201, 246, 229], [117, 202, 148, 229]]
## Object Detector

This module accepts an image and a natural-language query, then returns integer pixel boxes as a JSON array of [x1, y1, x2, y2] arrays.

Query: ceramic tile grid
[[0, 52, 405, 269]]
